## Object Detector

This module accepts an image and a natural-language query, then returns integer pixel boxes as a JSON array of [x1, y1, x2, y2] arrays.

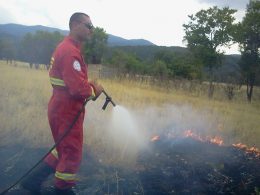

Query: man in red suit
[[21, 12, 103, 195]]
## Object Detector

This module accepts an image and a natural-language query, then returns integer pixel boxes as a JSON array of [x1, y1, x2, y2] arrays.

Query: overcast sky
[[0, 0, 249, 54]]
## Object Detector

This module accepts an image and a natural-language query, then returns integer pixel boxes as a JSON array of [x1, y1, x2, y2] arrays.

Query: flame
[[232, 143, 247, 149], [184, 130, 223, 145], [184, 130, 260, 157], [232, 143, 260, 157], [151, 135, 160, 142], [210, 136, 224, 146], [184, 130, 204, 142], [151, 130, 260, 158]]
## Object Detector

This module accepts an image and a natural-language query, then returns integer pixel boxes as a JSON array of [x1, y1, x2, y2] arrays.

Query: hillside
[[0, 23, 154, 46], [0, 23, 68, 38]]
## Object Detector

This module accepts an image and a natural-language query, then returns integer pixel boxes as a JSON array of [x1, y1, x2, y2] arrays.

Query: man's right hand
[[89, 81, 104, 100]]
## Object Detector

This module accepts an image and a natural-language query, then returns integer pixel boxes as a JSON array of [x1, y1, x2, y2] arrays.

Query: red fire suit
[[44, 36, 94, 189]]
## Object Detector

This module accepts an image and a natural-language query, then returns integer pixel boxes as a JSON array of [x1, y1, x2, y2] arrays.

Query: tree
[[20, 31, 63, 68], [108, 50, 128, 75], [173, 54, 203, 80], [153, 50, 202, 80], [20, 33, 34, 64], [84, 27, 108, 64], [183, 6, 237, 98], [107, 49, 147, 77], [0, 38, 16, 62], [152, 60, 169, 81], [233, 0, 260, 102]]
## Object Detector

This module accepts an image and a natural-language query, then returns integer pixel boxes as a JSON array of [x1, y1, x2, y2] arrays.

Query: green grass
[[0, 60, 260, 165]]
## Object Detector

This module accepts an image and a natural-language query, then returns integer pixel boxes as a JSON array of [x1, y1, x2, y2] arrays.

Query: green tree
[[233, 0, 260, 102], [0, 38, 16, 62], [20, 33, 34, 64], [124, 54, 143, 76], [107, 49, 146, 76], [183, 6, 237, 98], [20, 31, 63, 68], [84, 27, 108, 64], [173, 54, 203, 80], [153, 50, 175, 78], [153, 50, 202, 80], [152, 60, 169, 81], [109, 50, 128, 74]]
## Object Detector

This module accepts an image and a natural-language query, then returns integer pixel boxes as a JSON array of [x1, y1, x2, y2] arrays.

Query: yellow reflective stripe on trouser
[[50, 77, 66, 87], [55, 171, 76, 181], [51, 148, 58, 159]]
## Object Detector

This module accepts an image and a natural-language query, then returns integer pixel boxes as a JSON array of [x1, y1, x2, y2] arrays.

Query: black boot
[[55, 188, 76, 195], [20, 162, 54, 194]]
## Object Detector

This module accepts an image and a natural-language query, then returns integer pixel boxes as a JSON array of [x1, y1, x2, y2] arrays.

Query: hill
[[0, 23, 154, 46]]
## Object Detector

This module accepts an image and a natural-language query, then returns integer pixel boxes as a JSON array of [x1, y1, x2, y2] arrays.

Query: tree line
[[0, 0, 259, 102]]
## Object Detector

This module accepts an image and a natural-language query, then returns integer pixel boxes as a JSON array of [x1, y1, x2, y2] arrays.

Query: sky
[[0, 0, 249, 54]]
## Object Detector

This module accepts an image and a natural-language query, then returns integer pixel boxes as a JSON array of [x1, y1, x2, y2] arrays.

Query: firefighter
[[21, 12, 103, 195]]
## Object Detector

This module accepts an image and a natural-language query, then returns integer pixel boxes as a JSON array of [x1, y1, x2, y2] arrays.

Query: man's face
[[74, 15, 94, 42]]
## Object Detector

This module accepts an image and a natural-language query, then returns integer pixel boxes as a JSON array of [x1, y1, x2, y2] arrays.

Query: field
[[0, 60, 260, 165], [1, 60, 260, 194]]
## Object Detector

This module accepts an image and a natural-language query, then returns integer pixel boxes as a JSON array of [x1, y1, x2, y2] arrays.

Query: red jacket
[[49, 36, 93, 101], [45, 36, 93, 189]]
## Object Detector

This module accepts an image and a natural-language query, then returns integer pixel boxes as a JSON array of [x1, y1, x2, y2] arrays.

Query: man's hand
[[89, 80, 104, 100]]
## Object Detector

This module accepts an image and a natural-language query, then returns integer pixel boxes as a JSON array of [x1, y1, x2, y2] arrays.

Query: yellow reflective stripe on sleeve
[[51, 148, 58, 159], [90, 86, 96, 96], [55, 171, 76, 181], [49, 57, 54, 70], [50, 77, 66, 87], [50, 57, 54, 64]]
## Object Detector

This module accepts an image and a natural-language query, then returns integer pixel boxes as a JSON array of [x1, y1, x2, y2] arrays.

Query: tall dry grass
[[0, 61, 52, 146], [0, 61, 260, 166]]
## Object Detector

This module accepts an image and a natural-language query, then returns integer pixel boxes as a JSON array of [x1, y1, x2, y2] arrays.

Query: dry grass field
[[0, 60, 259, 165]]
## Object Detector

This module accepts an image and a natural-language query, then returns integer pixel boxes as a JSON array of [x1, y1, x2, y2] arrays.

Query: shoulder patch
[[73, 60, 81, 71]]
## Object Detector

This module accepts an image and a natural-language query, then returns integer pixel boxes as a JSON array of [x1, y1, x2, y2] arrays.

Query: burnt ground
[[0, 137, 259, 195]]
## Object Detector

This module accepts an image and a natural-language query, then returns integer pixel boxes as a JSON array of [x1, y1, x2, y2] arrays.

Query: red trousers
[[44, 92, 84, 189]]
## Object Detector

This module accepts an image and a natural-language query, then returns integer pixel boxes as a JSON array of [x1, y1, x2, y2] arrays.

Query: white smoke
[[84, 101, 224, 165]]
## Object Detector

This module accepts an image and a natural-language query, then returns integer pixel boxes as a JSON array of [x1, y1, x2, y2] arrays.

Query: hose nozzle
[[102, 90, 116, 110]]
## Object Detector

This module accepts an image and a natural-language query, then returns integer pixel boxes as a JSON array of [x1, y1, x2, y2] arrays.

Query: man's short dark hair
[[69, 12, 89, 30]]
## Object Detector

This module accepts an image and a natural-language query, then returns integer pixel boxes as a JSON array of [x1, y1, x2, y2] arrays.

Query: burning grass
[[136, 136, 260, 195]]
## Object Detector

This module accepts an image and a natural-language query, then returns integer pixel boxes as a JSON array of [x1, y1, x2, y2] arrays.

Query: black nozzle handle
[[102, 97, 110, 110], [102, 90, 116, 107]]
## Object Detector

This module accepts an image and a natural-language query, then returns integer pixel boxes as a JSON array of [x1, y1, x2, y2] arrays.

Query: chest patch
[[73, 60, 81, 71]]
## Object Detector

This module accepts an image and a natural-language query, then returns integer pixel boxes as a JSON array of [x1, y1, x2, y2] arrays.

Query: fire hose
[[0, 90, 116, 195]]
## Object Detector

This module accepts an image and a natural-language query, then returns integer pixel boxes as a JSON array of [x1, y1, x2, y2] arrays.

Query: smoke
[[84, 100, 226, 165], [133, 103, 223, 139]]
